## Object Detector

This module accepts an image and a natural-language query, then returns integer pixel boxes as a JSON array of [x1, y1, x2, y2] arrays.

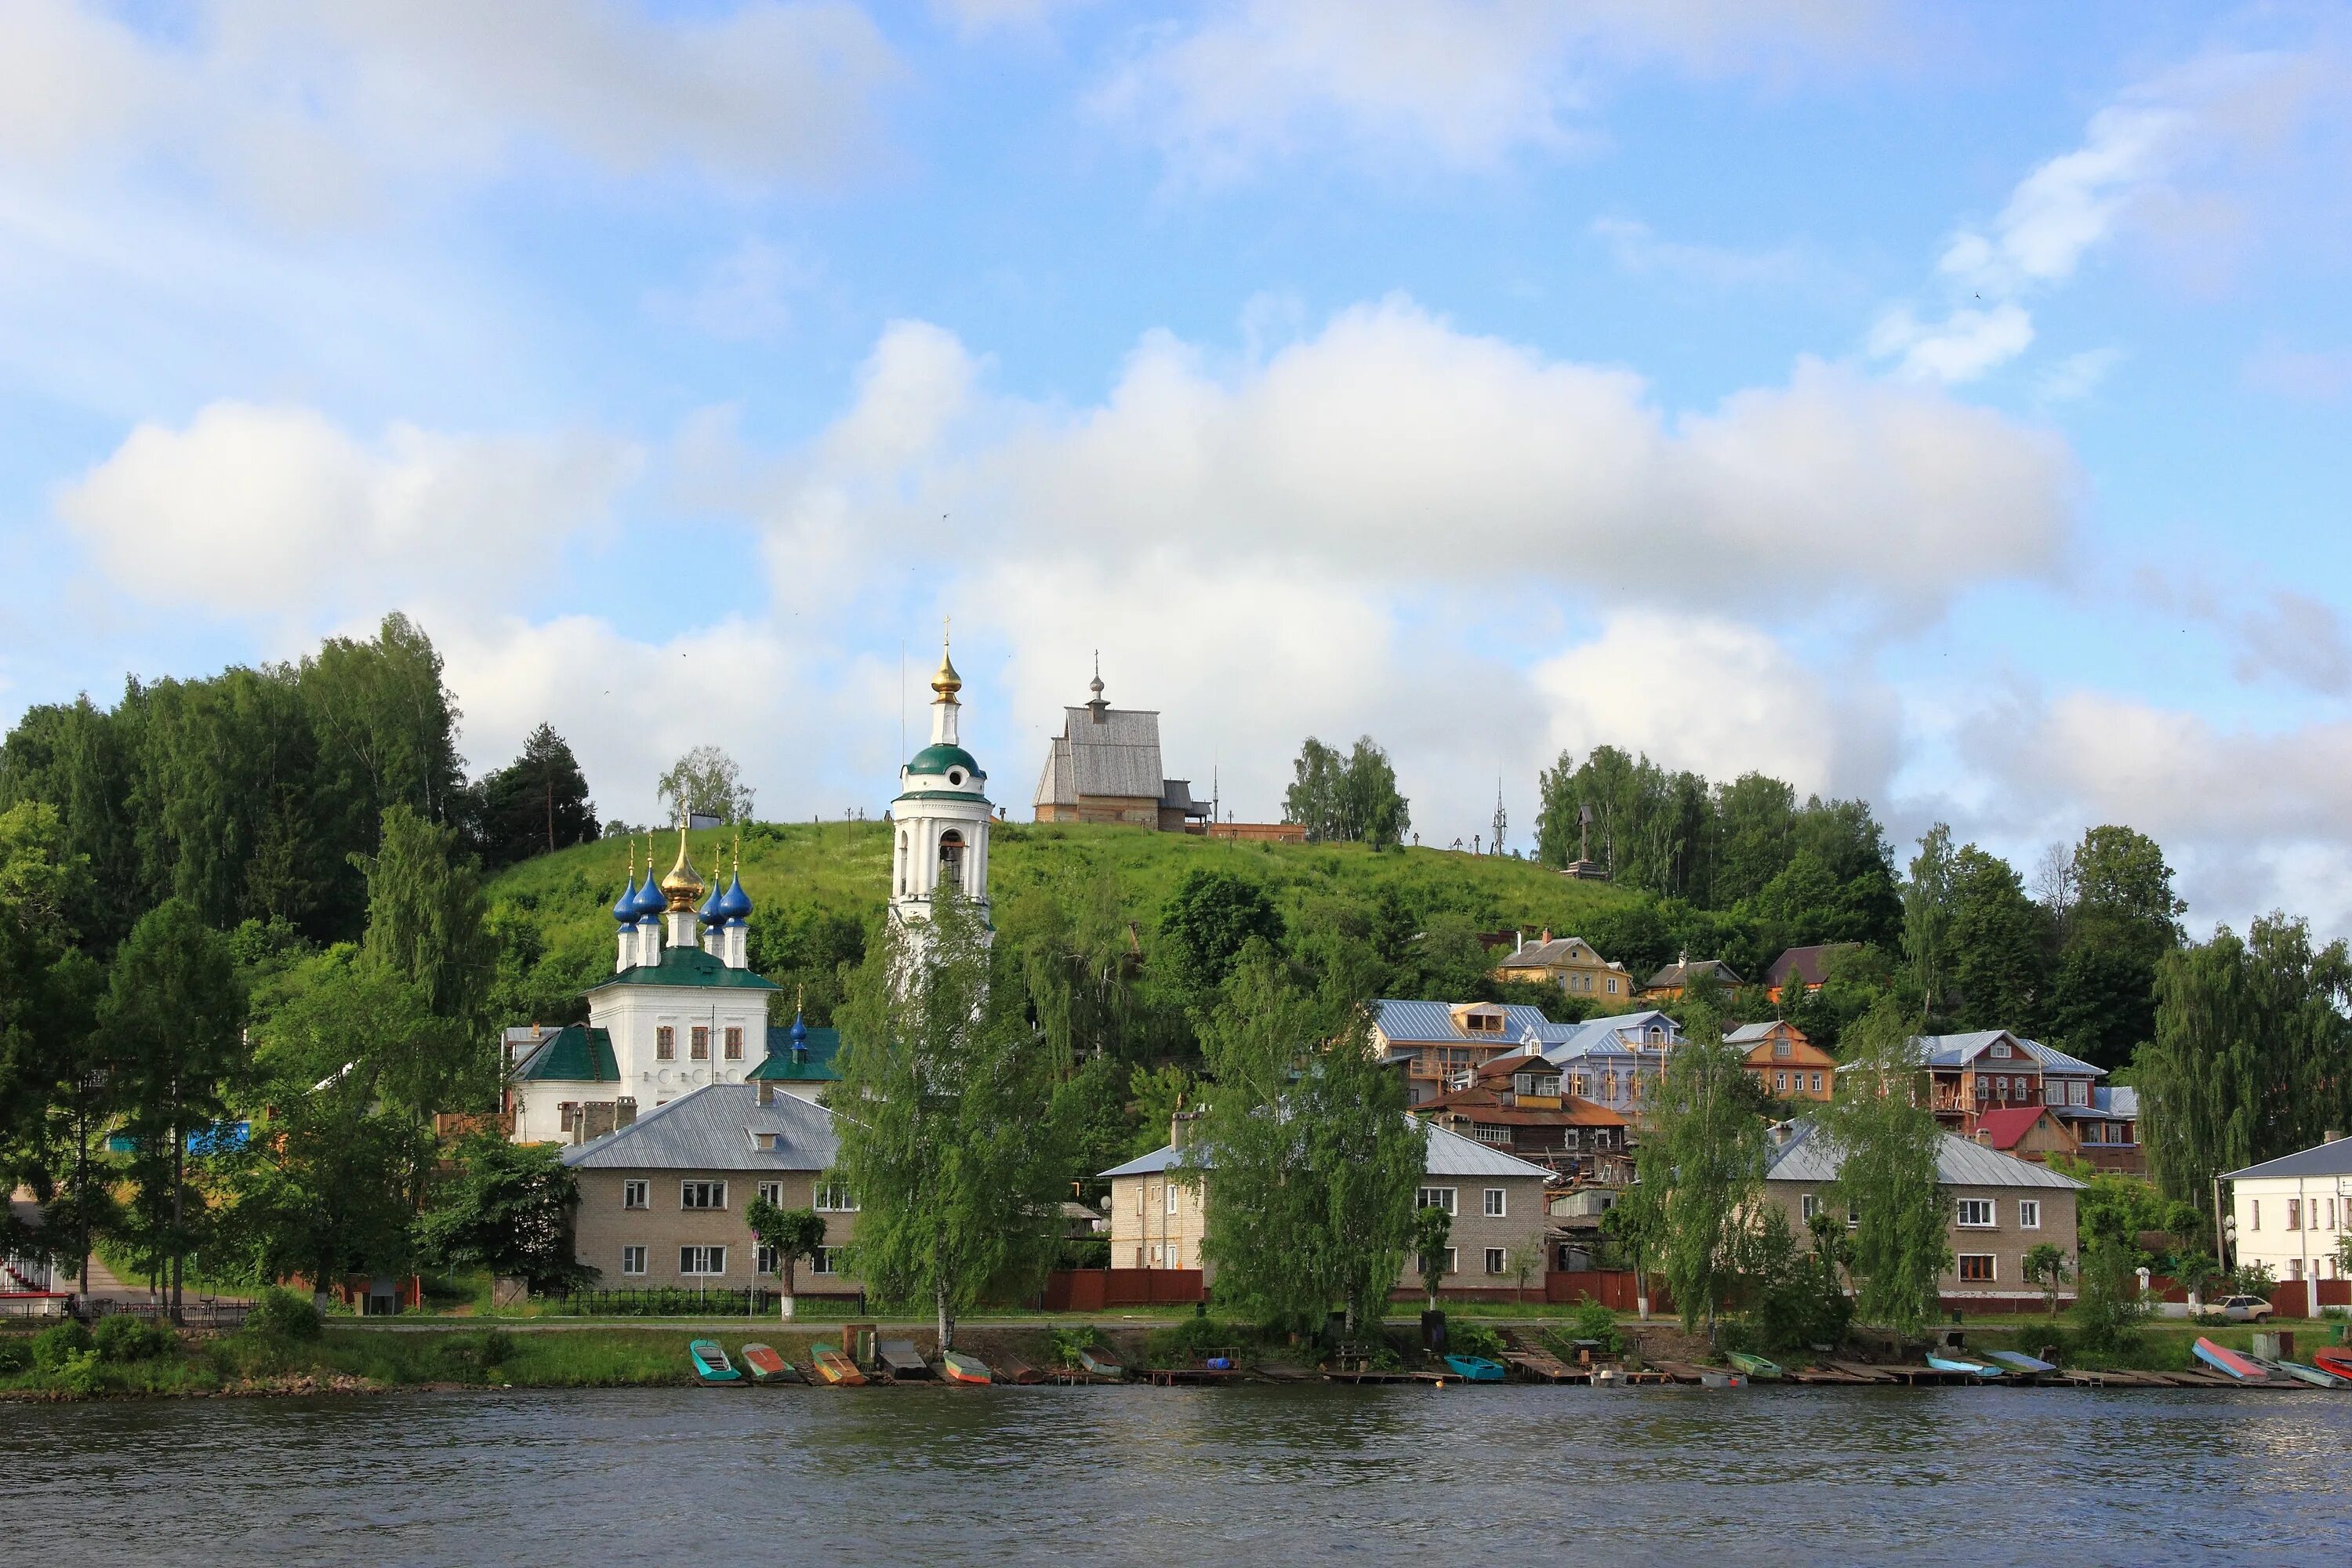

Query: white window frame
[[1801, 1193, 1820, 1222], [1418, 1186, 1458, 1216], [1167, 1183, 1181, 1215], [1484, 1188, 1507, 1218], [757, 1243, 779, 1276], [679, 1245, 727, 1276], [2017, 1200, 2041, 1230], [815, 1180, 858, 1213], [757, 1181, 785, 1207], [622, 1179, 648, 1210], [681, 1180, 728, 1210], [1484, 1248, 1506, 1276], [621, 1246, 647, 1276], [1957, 1198, 1994, 1229]]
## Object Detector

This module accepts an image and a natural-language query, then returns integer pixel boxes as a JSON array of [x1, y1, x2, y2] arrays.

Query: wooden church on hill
[[1033, 660, 1212, 833]]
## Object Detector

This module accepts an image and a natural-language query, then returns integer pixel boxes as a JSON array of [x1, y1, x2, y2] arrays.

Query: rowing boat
[[1924, 1352, 2002, 1378], [2276, 1359, 2348, 1388], [1984, 1350, 2056, 1375], [939, 1350, 993, 1385], [688, 1339, 742, 1385], [811, 1341, 868, 1386], [2192, 1338, 2270, 1381], [1726, 1351, 1784, 1381], [1442, 1355, 1506, 1382], [1076, 1346, 1125, 1381], [740, 1343, 800, 1384]]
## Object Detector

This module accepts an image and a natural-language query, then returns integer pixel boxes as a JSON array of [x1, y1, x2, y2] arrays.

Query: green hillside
[[485, 819, 1642, 1026]]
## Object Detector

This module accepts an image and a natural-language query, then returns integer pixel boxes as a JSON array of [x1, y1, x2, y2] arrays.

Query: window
[[1775, 1072, 1788, 1093], [1810, 1073, 1824, 1094], [2290, 1258, 2305, 1281], [621, 1246, 647, 1276], [2018, 1200, 2041, 1230], [1166, 1244, 1181, 1269], [1133, 1185, 1144, 1218], [623, 1179, 648, 1210], [757, 1244, 778, 1275], [681, 1181, 728, 1210], [1957, 1254, 1995, 1283], [680, 1245, 727, 1276], [1570, 1073, 1590, 1098], [724, 1026, 744, 1062], [2288, 1198, 2302, 1231], [1773, 1038, 1792, 1058], [1475, 1125, 1510, 1146], [1991, 1040, 2013, 1058], [897, 833, 907, 895], [1167, 1183, 1181, 1215], [2252, 1200, 2261, 1230], [757, 1181, 784, 1207], [1801, 1193, 1820, 1222], [1606, 978, 1618, 994], [1957, 1199, 1994, 1229], [2071, 1080, 2088, 1106], [691, 1025, 710, 1062], [1418, 1187, 1457, 1215], [815, 1181, 858, 1212], [655, 1025, 675, 1062], [938, 829, 965, 892], [1485, 1248, 1506, 1275], [1484, 1188, 1507, 1218], [1441, 1248, 1458, 1276]]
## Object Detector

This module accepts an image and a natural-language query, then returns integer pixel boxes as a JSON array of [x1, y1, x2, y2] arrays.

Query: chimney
[[1171, 1105, 1201, 1152]]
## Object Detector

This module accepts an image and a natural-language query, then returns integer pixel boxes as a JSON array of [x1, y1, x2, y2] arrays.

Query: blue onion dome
[[718, 869, 752, 924], [611, 875, 638, 926], [789, 1012, 809, 1058], [631, 854, 668, 920], [698, 874, 728, 927]]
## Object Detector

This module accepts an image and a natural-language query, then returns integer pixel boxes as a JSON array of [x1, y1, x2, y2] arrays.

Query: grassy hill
[[485, 819, 1642, 1025]]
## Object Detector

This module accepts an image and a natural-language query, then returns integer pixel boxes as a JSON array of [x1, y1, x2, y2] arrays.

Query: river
[[11, 1385, 2348, 1565]]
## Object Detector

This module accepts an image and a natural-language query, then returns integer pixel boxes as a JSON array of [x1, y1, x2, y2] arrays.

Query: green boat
[[688, 1339, 742, 1385], [1076, 1347, 1125, 1381], [1725, 1351, 1784, 1381]]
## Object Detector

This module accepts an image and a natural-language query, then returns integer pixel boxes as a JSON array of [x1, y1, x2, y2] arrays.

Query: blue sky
[[2, 0, 2348, 933]]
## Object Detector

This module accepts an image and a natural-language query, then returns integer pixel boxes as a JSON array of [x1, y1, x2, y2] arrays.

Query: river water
[[12, 1385, 2349, 1566]]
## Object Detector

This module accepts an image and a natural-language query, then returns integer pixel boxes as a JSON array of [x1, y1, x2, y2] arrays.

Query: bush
[[55, 1348, 104, 1397], [1559, 1297, 1623, 1356], [437, 1330, 517, 1378], [1143, 1315, 1247, 1368], [1448, 1321, 1506, 1361], [93, 1314, 180, 1363], [0, 1335, 33, 1374], [32, 1319, 94, 1370], [2073, 1243, 2151, 1354], [246, 1287, 325, 1341]]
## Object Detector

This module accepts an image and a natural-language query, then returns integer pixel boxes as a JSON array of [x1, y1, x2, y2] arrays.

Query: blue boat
[[2192, 1337, 2270, 1381], [689, 1339, 742, 1385], [1985, 1350, 2057, 1374], [1925, 1352, 2003, 1378], [1443, 1355, 1507, 1382]]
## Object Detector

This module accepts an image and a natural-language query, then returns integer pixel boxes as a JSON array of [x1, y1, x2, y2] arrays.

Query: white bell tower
[[890, 626, 993, 942]]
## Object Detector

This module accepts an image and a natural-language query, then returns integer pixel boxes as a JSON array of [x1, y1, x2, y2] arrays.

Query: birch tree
[[1825, 1001, 1950, 1332]]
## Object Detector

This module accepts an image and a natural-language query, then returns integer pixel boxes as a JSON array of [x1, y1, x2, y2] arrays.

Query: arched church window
[[938, 829, 965, 893], [898, 832, 908, 895]]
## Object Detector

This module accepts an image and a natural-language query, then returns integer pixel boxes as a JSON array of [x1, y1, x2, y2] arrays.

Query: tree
[[745, 1197, 830, 1319], [1602, 1178, 1664, 1320], [1192, 955, 1425, 1336], [1156, 869, 1282, 1001], [2022, 1242, 2071, 1317], [1337, 736, 1410, 849], [657, 745, 755, 826], [470, 723, 598, 869], [1824, 1000, 1950, 1333], [830, 892, 1070, 1351], [1902, 825, 1956, 1018], [1414, 1198, 1454, 1311], [414, 1136, 592, 1294], [1944, 845, 2051, 1032], [102, 898, 246, 1321], [2072, 1240, 2151, 1352], [2045, 826, 2183, 1067], [360, 804, 488, 1025], [2137, 916, 2352, 1229], [1638, 1006, 1768, 1341], [1284, 738, 1346, 842], [0, 801, 100, 1271], [224, 1084, 416, 1296]]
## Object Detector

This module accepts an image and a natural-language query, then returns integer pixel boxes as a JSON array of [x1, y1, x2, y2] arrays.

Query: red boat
[[2192, 1337, 2270, 1381], [2312, 1346, 2352, 1381]]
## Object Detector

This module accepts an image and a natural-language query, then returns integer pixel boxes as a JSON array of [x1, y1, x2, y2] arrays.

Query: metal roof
[[588, 946, 782, 993], [1372, 999, 1555, 1044], [2223, 1138, 2352, 1181], [1530, 1011, 1681, 1064], [1905, 1031, 2103, 1079], [512, 1024, 619, 1083], [1764, 1120, 2086, 1189], [746, 1023, 843, 1083], [561, 1083, 839, 1172], [1097, 1117, 1552, 1181], [1499, 936, 1622, 971], [1765, 944, 1860, 989]]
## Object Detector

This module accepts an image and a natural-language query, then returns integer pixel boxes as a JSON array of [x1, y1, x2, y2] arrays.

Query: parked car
[[2212, 1294, 2274, 1323]]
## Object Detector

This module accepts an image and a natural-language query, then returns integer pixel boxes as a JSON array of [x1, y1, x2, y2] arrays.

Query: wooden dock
[[1503, 1349, 1588, 1384]]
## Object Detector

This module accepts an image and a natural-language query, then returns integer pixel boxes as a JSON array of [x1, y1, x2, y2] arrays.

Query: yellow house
[[1494, 931, 1635, 1004], [1726, 1020, 1837, 1104]]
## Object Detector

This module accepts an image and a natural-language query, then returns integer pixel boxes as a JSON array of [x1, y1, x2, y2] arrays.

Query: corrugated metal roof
[[1764, 1121, 2085, 1189], [746, 1023, 843, 1082], [2223, 1138, 2352, 1181], [561, 1083, 838, 1172], [513, 1024, 619, 1083], [1097, 1116, 1552, 1181], [1373, 999, 1555, 1043], [1530, 1011, 1680, 1064], [1905, 1031, 2103, 1079]]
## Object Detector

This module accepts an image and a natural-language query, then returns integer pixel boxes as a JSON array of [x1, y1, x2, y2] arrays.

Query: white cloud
[[2032, 346, 2124, 405], [1094, 0, 1886, 179], [646, 239, 819, 343], [1874, 47, 2345, 383], [1590, 216, 1804, 289], [0, 0, 901, 220], [57, 401, 641, 620]]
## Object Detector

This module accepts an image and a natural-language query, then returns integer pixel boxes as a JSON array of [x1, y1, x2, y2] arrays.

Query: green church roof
[[906, 742, 984, 778], [746, 1024, 844, 1082], [514, 1025, 620, 1083], [591, 947, 782, 992]]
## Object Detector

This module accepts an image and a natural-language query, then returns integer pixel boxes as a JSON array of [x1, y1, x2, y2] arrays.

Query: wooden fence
[[1544, 1269, 1671, 1315], [1041, 1269, 1205, 1311], [2265, 1279, 2352, 1319]]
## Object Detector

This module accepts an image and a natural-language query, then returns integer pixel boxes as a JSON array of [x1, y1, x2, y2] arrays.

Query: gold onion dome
[[660, 826, 706, 911], [931, 642, 962, 702]]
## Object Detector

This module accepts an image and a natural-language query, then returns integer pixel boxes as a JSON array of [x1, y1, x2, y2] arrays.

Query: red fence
[[1041, 1269, 1205, 1311], [2267, 1279, 2352, 1319], [1545, 1269, 1671, 1315]]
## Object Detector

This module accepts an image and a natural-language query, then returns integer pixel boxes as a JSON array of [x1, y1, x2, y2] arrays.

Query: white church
[[506, 635, 993, 1143]]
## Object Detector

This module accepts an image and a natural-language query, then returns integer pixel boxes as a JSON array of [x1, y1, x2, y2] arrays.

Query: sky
[[2, 0, 2349, 937]]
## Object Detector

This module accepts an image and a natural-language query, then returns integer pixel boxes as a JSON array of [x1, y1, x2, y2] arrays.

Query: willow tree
[[2139, 916, 2352, 1228], [1825, 1000, 1949, 1332], [1638, 1005, 1767, 1341], [1192, 951, 1423, 1337], [830, 893, 1069, 1351]]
